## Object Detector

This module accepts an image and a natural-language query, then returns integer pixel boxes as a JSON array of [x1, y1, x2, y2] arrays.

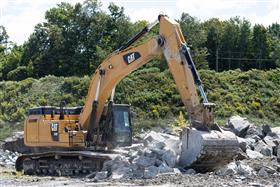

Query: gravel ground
[[1, 166, 280, 187]]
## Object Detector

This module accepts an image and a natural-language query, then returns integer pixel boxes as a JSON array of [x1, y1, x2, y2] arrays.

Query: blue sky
[[0, 0, 279, 45]]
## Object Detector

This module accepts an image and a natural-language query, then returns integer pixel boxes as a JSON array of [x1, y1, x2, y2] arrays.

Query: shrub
[[7, 66, 29, 81]]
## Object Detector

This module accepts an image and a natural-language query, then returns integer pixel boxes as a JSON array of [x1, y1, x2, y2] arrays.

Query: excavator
[[15, 15, 239, 176]]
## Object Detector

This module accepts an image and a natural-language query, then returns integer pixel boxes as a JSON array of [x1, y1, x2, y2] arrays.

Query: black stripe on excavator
[[181, 44, 202, 86], [181, 44, 209, 103], [86, 100, 98, 144], [117, 26, 149, 51]]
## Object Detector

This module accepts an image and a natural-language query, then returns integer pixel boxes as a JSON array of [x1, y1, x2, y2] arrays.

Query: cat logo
[[123, 52, 141, 64], [127, 53, 135, 64]]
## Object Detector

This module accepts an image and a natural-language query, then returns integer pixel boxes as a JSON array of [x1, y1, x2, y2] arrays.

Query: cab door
[[112, 105, 132, 147]]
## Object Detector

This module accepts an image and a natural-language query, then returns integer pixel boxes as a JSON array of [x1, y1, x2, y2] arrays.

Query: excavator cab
[[111, 104, 132, 147], [100, 104, 132, 147]]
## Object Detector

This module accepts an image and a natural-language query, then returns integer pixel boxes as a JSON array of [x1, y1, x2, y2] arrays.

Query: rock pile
[[2, 131, 30, 153], [217, 116, 280, 178], [226, 116, 280, 159], [2, 115, 280, 181], [91, 131, 182, 180], [0, 149, 19, 167]]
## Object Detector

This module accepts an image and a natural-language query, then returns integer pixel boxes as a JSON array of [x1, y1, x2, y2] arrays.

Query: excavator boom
[[80, 15, 218, 140]]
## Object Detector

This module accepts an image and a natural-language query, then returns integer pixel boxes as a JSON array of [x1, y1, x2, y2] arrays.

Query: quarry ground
[[1, 165, 280, 187]]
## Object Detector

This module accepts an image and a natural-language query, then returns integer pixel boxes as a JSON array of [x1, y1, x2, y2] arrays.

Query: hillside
[[0, 68, 280, 138]]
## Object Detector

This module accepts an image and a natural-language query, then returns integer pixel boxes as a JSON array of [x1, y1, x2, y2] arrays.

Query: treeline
[[0, 0, 280, 81]]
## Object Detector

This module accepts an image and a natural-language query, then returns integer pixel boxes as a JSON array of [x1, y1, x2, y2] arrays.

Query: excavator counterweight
[[16, 14, 239, 176]]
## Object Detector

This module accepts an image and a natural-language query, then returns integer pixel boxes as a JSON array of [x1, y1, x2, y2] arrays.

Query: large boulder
[[271, 127, 280, 136], [143, 166, 158, 179], [246, 149, 263, 159], [143, 131, 166, 149], [253, 140, 273, 156], [102, 155, 130, 172], [158, 162, 174, 173], [132, 156, 156, 168], [111, 167, 133, 179], [263, 136, 279, 156], [262, 124, 272, 136], [245, 125, 264, 139], [237, 137, 247, 152], [159, 133, 181, 155], [244, 137, 256, 150], [227, 116, 251, 137], [94, 171, 108, 180], [161, 150, 177, 168], [216, 161, 254, 176], [0, 149, 19, 167]]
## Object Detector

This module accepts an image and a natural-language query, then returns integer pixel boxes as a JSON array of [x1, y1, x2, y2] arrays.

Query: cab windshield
[[113, 110, 130, 132]]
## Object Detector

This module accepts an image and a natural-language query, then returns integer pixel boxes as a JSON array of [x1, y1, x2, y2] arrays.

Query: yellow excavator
[[16, 15, 239, 175]]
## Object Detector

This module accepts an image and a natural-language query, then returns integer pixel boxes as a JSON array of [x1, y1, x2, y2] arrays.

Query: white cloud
[[0, 0, 84, 44], [126, 7, 175, 22], [176, 0, 280, 25]]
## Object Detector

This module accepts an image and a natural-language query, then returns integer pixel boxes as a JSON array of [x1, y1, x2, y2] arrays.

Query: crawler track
[[16, 151, 118, 176]]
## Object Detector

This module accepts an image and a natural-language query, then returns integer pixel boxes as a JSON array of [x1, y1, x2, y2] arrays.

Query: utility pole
[[216, 49, 219, 72]]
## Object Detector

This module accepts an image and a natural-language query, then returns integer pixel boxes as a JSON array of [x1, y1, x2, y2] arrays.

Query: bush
[[7, 66, 29, 81], [0, 67, 280, 129]]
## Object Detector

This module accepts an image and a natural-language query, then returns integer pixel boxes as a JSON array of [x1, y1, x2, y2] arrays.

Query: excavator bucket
[[179, 127, 239, 172]]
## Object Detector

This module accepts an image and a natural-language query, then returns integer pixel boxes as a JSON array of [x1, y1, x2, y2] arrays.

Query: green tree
[[270, 40, 280, 67], [220, 17, 241, 70], [237, 19, 251, 70], [249, 24, 271, 69], [204, 18, 223, 70], [179, 13, 208, 69], [0, 26, 8, 53], [0, 45, 23, 80], [268, 23, 280, 39], [21, 0, 136, 77]]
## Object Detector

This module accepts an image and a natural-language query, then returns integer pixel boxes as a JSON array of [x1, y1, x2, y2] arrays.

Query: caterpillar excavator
[[15, 15, 239, 176]]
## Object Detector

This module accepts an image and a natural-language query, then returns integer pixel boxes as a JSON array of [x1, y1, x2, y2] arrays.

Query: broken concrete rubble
[[258, 167, 268, 177], [217, 161, 254, 176], [271, 127, 280, 136], [158, 162, 174, 173], [246, 149, 264, 159], [0, 149, 19, 167], [132, 156, 156, 168], [100, 130, 184, 180], [161, 150, 177, 168], [262, 124, 272, 136], [143, 166, 158, 179], [253, 140, 273, 156], [94, 171, 108, 180], [237, 137, 247, 152], [111, 166, 133, 179], [227, 116, 251, 137], [2, 115, 280, 181], [245, 125, 264, 139]]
